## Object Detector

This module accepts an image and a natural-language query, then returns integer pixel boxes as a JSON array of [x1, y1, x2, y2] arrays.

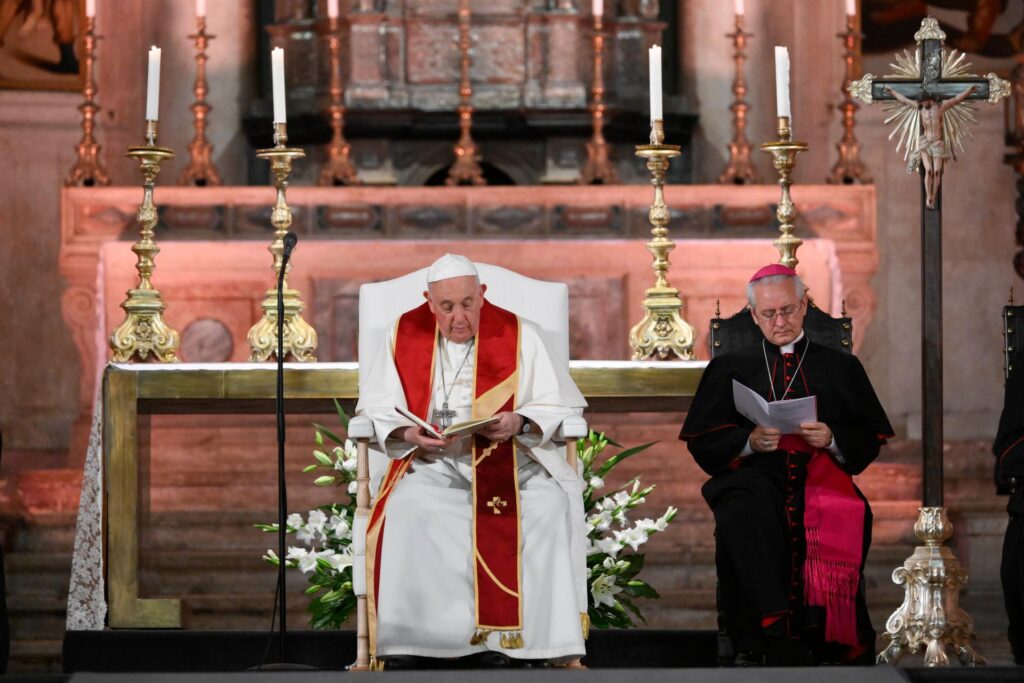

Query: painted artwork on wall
[[863, 0, 1024, 56], [0, 0, 85, 90]]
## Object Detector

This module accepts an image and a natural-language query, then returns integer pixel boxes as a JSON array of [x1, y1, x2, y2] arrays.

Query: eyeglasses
[[754, 300, 804, 322]]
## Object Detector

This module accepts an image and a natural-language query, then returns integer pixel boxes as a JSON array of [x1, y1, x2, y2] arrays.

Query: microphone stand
[[263, 232, 316, 671]]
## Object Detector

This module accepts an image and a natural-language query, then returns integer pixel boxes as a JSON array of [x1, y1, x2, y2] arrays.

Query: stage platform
[[55, 629, 1022, 681]]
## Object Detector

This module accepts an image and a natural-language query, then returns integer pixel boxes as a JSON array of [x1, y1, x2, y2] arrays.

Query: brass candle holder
[[579, 12, 617, 184], [446, 0, 485, 186], [760, 116, 809, 268], [827, 13, 872, 184], [65, 15, 110, 187], [179, 15, 222, 186], [628, 120, 695, 361], [109, 120, 179, 362], [319, 16, 360, 186], [718, 13, 758, 184], [248, 122, 318, 362]]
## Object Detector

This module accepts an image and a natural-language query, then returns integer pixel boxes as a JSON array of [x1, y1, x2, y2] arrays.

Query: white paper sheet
[[731, 379, 817, 434]]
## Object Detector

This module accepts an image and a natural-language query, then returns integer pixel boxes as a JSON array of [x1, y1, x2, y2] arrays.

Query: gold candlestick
[[248, 122, 318, 362], [760, 116, 809, 268], [179, 15, 222, 186], [446, 0, 485, 186], [65, 16, 110, 187], [319, 16, 360, 186], [109, 120, 179, 362], [718, 13, 758, 184], [579, 12, 617, 184], [628, 120, 695, 361], [827, 13, 872, 184]]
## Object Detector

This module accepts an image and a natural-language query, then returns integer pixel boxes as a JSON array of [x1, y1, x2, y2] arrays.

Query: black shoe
[[382, 655, 440, 670], [458, 651, 512, 669], [733, 650, 765, 667]]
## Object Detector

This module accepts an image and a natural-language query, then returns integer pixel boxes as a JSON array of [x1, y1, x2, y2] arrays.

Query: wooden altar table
[[102, 360, 705, 628]]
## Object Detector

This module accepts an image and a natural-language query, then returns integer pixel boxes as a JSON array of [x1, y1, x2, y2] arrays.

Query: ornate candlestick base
[[110, 124, 179, 362], [629, 121, 695, 361], [760, 116, 809, 268], [248, 123, 317, 362], [876, 507, 985, 666]]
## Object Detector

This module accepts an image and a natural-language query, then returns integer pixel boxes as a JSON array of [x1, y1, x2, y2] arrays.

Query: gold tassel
[[470, 628, 492, 646], [580, 612, 590, 640], [499, 630, 524, 649], [369, 655, 385, 672]]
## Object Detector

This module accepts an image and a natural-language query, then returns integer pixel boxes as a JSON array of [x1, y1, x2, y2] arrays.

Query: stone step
[[7, 638, 63, 674], [5, 551, 73, 596]]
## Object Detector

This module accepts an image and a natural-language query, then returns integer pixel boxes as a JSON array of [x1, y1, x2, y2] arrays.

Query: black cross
[[855, 19, 1004, 508]]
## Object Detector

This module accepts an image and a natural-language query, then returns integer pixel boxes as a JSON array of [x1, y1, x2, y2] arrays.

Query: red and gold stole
[[365, 300, 523, 658]]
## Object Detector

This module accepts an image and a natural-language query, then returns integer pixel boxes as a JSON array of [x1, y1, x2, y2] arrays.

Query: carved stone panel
[[566, 276, 629, 360], [311, 278, 361, 361]]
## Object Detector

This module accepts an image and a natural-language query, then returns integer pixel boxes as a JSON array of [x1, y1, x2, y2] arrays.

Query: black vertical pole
[[276, 260, 288, 664], [922, 176, 944, 507]]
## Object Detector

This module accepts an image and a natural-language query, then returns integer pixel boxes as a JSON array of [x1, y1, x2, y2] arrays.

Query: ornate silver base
[[876, 507, 986, 667]]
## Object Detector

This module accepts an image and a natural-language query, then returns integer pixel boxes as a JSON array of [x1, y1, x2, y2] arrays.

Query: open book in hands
[[395, 405, 500, 440]]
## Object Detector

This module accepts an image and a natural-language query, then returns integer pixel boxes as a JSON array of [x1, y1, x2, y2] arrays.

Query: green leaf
[[596, 441, 657, 478], [313, 423, 346, 446], [333, 399, 352, 429], [624, 580, 660, 599], [305, 585, 322, 595]]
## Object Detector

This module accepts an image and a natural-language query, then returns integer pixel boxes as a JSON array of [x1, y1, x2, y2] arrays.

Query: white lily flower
[[591, 573, 623, 607], [588, 476, 604, 489], [307, 509, 328, 531], [263, 549, 279, 562], [286, 513, 304, 529], [614, 527, 648, 551], [296, 524, 318, 546], [594, 536, 623, 559], [344, 438, 355, 454], [325, 548, 354, 572], [635, 518, 659, 533], [612, 490, 631, 507], [327, 514, 351, 539], [348, 481, 358, 495]]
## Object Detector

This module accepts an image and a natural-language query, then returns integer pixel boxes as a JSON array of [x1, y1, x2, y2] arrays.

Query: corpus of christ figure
[[885, 84, 977, 209]]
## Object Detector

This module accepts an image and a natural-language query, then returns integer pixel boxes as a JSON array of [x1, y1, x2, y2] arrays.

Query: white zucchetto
[[426, 253, 478, 284]]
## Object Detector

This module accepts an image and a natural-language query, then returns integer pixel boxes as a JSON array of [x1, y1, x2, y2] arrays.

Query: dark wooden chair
[[707, 298, 852, 665], [1003, 303, 1024, 383], [709, 298, 853, 359]]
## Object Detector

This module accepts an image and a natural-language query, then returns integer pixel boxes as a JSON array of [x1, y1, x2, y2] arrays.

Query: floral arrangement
[[260, 401, 677, 630]]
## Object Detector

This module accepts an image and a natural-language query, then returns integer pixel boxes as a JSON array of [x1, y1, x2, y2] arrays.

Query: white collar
[[780, 331, 806, 355]]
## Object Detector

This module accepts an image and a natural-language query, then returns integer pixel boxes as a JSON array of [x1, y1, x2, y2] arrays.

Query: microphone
[[282, 232, 298, 265]]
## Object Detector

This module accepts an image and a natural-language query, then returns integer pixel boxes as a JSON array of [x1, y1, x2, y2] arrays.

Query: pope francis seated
[[355, 254, 589, 669]]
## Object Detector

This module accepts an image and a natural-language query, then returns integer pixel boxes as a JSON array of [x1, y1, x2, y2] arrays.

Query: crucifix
[[851, 17, 1009, 666]]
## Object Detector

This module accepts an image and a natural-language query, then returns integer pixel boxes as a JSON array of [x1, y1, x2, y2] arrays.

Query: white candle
[[196, 0, 206, 17], [327, 0, 339, 19], [592, 0, 603, 17], [272, 47, 287, 124], [146, 46, 161, 121], [845, 0, 856, 16], [86, 0, 95, 18], [774, 46, 791, 119], [734, 0, 745, 15], [649, 45, 663, 122]]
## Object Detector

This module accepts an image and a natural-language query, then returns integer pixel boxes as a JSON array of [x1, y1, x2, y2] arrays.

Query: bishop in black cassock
[[680, 265, 893, 666], [994, 363, 1024, 663]]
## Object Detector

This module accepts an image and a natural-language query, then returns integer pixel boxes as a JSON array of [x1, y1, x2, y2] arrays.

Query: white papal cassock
[[356, 315, 589, 660]]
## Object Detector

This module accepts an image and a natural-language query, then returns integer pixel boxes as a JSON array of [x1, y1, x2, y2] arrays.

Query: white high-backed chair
[[346, 263, 588, 670]]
